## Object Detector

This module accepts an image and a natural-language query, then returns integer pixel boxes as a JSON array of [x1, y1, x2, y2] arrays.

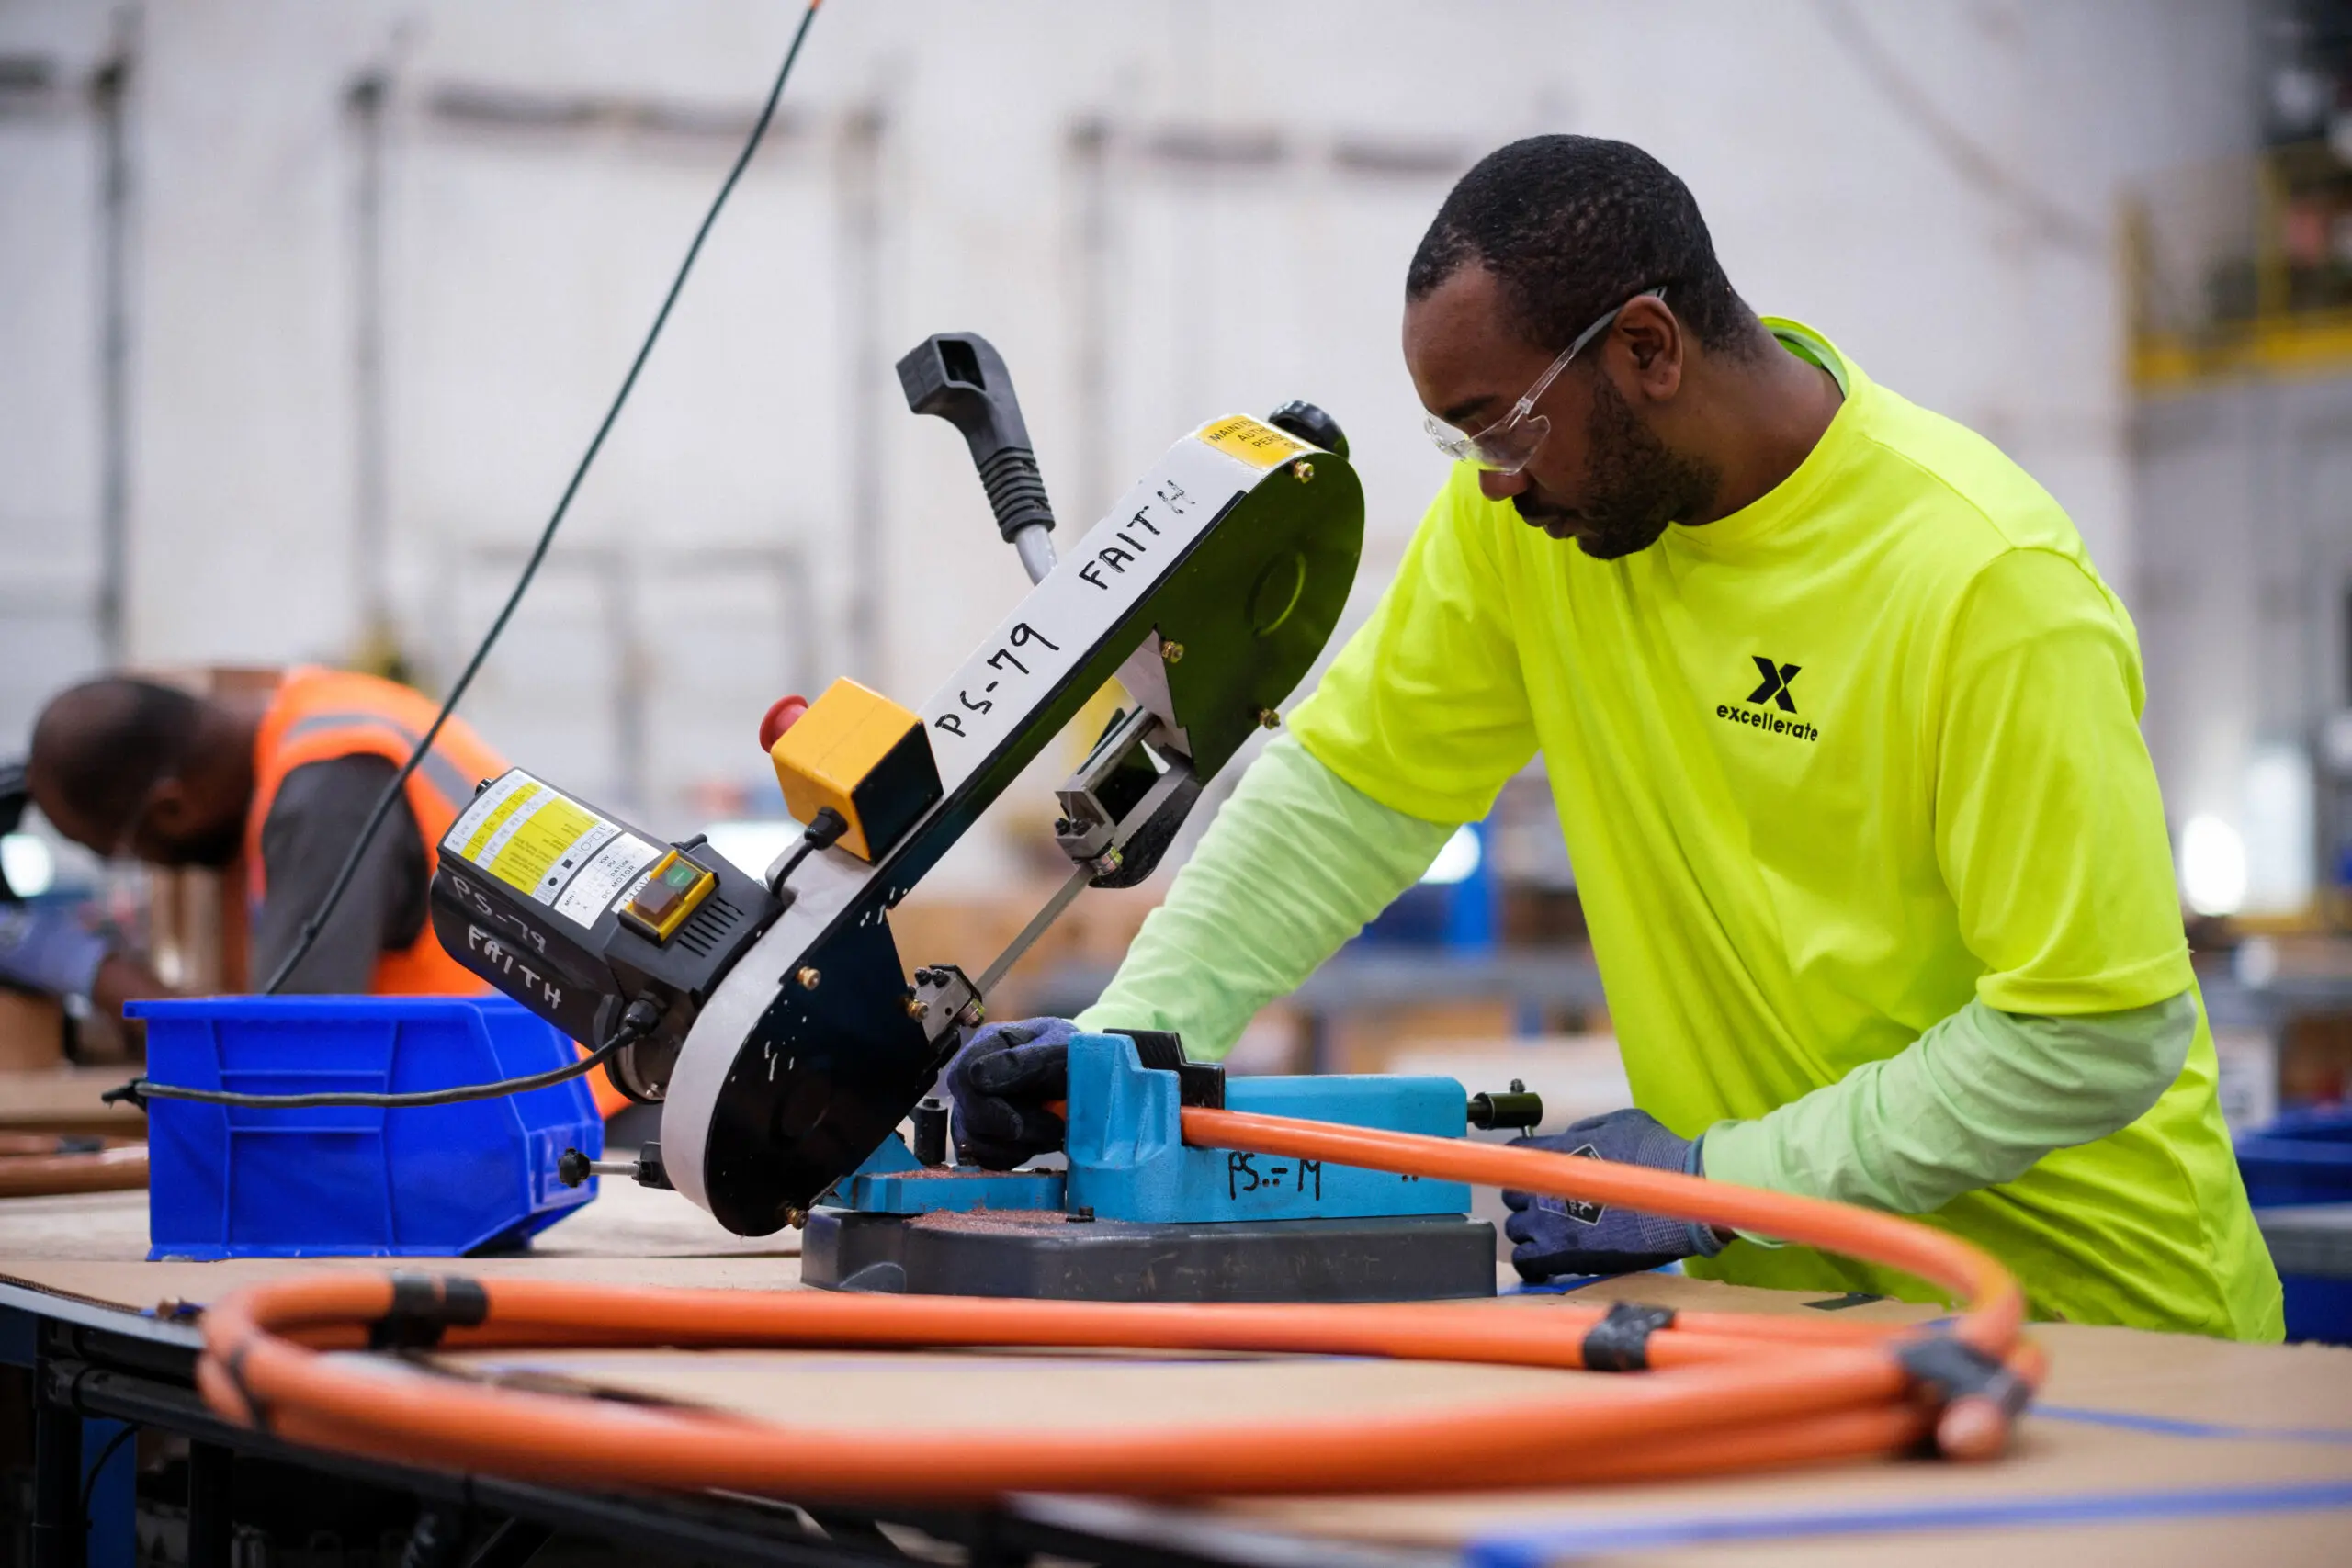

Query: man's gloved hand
[[1500, 1108, 1726, 1281], [944, 1017, 1079, 1168], [0, 904, 111, 1002]]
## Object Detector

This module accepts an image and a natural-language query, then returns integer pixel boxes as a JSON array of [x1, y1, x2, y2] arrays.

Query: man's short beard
[[1529, 375, 1720, 561], [154, 815, 247, 869]]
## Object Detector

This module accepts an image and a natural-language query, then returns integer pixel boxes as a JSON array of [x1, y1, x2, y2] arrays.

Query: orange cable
[[195, 1107, 2036, 1501]]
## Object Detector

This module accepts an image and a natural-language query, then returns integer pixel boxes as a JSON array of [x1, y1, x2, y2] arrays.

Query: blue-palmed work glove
[[945, 1017, 1079, 1168], [0, 904, 110, 1003], [1501, 1109, 1727, 1281]]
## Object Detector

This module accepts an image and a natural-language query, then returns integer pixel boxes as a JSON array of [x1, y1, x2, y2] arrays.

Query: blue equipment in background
[[132, 995, 601, 1261], [2236, 1106, 2352, 1344], [1356, 821, 1498, 953]]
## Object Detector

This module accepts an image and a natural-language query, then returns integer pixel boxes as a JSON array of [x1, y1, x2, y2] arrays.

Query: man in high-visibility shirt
[[14, 669, 629, 1115], [948, 135, 2282, 1339]]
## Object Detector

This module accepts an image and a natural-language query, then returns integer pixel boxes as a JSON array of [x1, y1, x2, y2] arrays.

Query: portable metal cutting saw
[[426, 334, 1538, 1301]]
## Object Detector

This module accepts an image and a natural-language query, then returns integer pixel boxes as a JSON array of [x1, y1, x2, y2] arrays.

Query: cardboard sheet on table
[[422, 1298, 2352, 1564], [1172, 1323, 2352, 1560], [0, 1069, 149, 1134], [0, 1172, 797, 1282]]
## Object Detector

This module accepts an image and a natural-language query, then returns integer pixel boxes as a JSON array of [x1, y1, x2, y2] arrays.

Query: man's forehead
[[25, 757, 121, 849], [1403, 264, 1551, 426], [29, 793, 107, 851]]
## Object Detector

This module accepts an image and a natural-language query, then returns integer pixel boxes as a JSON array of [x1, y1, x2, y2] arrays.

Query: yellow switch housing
[[767, 678, 943, 863], [618, 851, 717, 942]]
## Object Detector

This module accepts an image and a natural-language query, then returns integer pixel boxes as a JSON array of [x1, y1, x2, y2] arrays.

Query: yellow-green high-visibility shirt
[[1288, 320, 2280, 1338]]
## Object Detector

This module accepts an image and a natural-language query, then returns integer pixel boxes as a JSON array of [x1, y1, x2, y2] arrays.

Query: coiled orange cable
[[195, 1106, 2039, 1502]]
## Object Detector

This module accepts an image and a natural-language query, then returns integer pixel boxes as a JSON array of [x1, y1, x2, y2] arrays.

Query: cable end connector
[[99, 1078, 149, 1111], [765, 807, 852, 898]]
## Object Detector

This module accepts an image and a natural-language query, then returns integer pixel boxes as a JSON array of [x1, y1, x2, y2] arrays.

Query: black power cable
[[105, 998, 661, 1111], [257, 0, 824, 997], [764, 807, 847, 899]]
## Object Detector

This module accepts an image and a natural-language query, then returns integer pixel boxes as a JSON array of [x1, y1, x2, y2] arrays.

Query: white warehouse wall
[[0, 0, 2257, 883]]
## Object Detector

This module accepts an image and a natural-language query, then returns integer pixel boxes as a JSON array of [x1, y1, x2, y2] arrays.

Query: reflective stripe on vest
[[274, 710, 476, 807]]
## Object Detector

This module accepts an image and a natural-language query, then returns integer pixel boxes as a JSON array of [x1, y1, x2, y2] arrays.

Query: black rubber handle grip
[[896, 333, 1057, 544]]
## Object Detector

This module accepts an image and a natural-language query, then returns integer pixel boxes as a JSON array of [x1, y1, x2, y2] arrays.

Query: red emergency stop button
[[759, 694, 809, 751]]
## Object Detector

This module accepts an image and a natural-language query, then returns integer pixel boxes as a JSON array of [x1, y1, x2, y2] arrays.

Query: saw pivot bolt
[[557, 1146, 671, 1190], [1161, 641, 1184, 663], [797, 966, 821, 990]]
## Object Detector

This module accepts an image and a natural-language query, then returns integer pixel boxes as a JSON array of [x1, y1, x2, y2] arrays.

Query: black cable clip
[[1895, 1334, 2031, 1424], [367, 1273, 491, 1352], [217, 1340, 273, 1432], [1579, 1300, 1677, 1371]]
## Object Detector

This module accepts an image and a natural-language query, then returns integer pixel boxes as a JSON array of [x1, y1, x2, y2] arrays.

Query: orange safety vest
[[244, 669, 629, 1115]]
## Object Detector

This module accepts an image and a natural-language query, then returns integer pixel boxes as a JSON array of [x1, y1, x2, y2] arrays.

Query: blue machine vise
[[802, 1033, 1527, 1302]]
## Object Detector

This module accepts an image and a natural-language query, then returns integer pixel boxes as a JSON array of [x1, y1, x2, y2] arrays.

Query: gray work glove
[[944, 1017, 1077, 1168], [0, 904, 111, 1002], [1500, 1109, 1726, 1280]]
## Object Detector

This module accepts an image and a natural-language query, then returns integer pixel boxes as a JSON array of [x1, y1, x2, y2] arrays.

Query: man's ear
[[142, 775, 194, 833], [1614, 297, 1683, 402]]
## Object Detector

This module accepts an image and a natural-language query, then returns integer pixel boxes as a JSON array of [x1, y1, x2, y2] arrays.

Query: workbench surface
[[4, 1182, 2347, 1566]]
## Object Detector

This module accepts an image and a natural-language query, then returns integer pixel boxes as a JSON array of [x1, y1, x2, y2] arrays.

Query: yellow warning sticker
[[440, 769, 663, 928], [459, 777, 542, 864], [1196, 414, 1309, 469], [483, 793, 599, 897]]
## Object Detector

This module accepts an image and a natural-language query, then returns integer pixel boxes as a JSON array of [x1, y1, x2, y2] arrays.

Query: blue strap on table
[[1464, 1481, 2352, 1567]]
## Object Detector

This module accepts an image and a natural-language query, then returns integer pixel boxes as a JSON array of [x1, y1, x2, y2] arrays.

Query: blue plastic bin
[[2236, 1108, 2352, 1209], [129, 995, 600, 1261]]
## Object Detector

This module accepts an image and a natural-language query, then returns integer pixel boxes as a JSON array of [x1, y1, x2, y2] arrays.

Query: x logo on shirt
[[1747, 657, 1803, 713]]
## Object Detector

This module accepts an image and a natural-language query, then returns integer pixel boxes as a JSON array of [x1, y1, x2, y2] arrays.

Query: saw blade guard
[[651, 409, 1363, 1235]]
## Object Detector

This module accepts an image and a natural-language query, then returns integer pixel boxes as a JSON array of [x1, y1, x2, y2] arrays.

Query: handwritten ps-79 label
[[916, 433, 1257, 795]]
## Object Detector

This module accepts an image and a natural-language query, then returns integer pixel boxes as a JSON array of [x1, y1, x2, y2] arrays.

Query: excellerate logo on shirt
[[1716, 655, 1820, 742]]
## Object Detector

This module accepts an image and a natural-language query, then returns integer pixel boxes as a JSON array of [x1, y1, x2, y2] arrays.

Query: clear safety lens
[[1424, 411, 1553, 476], [1421, 285, 1665, 478]]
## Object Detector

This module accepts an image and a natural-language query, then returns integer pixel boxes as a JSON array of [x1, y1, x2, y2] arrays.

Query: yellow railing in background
[[2128, 141, 2352, 390]]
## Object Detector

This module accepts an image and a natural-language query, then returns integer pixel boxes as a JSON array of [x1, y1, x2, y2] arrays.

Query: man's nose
[[1478, 467, 1529, 502]]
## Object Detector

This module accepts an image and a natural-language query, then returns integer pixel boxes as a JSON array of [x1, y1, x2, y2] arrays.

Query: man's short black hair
[[28, 677, 204, 840], [1407, 135, 1757, 356]]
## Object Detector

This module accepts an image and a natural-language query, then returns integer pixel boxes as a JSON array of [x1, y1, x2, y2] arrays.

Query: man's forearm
[[1702, 992, 2197, 1213], [1077, 732, 1458, 1058]]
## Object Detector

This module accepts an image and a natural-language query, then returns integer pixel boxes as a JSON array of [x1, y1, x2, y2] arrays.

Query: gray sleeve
[[248, 756, 429, 995]]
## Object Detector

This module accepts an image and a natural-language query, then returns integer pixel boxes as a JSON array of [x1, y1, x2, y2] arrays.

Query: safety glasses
[[1424, 286, 1667, 475]]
